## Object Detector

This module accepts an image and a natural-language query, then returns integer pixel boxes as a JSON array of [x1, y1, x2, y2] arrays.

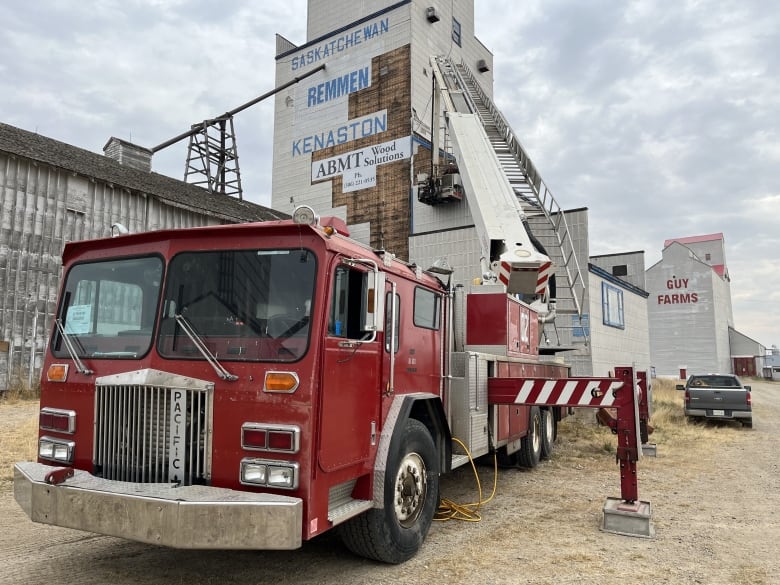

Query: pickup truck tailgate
[[689, 387, 748, 411]]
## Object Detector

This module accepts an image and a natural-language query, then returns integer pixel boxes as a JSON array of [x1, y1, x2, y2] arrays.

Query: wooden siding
[[0, 153, 223, 391]]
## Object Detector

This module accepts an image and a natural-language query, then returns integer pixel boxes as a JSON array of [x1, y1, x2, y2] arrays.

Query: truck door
[[318, 262, 383, 472]]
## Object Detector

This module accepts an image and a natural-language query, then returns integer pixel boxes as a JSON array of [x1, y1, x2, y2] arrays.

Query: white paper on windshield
[[65, 304, 92, 334]]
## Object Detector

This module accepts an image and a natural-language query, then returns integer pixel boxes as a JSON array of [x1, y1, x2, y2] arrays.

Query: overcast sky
[[1, 1, 778, 348]]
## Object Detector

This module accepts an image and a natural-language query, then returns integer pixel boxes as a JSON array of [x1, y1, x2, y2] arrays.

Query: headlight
[[267, 464, 297, 489], [39, 440, 54, 459], [240, 461, 267, 485], [240, 458, 298, 490], [39, 436, 75, 464]]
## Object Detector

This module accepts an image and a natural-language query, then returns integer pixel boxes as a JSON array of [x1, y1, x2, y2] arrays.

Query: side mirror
[[675, 384, 685, 391]]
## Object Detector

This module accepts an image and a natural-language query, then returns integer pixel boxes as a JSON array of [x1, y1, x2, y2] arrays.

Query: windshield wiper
[[54, 319, 93, 375], [174, 314, 238, 381]]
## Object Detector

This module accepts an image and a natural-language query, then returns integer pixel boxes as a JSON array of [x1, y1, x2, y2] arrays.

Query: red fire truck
[[13, 209, 647, 562], [14, 56, 649, 563]]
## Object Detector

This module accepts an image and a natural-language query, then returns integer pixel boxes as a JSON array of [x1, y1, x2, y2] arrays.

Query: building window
[[612, 264, 628, 277], [705, 253, 711, 261], [452, 17, 461, 46], [572, 313, 590, 339], [601, 282, 625, 329]]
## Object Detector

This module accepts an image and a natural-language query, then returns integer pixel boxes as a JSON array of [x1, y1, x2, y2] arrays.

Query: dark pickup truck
[[677, 374, 752, 428]]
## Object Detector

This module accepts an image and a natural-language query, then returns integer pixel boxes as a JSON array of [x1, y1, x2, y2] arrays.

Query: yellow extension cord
[[434, 437, 498, 522]]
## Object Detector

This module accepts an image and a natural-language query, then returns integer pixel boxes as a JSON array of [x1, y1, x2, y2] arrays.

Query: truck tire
[[518, 406, 542, 468], [540, 408, 556, 460], [338, 418, 438, 564]]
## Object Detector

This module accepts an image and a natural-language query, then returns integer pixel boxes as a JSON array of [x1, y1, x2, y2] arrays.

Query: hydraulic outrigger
[[489, 366, 655, 537]]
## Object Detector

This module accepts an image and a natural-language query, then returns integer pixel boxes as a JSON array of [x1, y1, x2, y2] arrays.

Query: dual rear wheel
[[498, 406, 557, 469]]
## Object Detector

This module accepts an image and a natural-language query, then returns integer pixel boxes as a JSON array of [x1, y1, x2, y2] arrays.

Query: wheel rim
[[532, 415, 541, 453], [394, 452, 427, 528], [544, 410, 553, 442]]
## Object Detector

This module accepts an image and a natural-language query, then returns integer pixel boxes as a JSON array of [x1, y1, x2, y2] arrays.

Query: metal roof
[[0, 122, 288, 224], [663, 232, 724, 248]]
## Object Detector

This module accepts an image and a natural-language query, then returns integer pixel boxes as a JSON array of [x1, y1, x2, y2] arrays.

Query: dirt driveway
[[1, 380, 778, 585]]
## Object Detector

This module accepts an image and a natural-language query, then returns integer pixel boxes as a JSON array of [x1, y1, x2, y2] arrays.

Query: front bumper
[[14, 461, 302, 549]]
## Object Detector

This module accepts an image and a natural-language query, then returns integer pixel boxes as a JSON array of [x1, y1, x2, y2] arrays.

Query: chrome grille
[[94, 383, 212, 485]]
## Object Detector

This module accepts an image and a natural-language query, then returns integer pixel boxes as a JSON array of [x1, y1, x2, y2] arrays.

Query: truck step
[[327, 498, 374, 526]]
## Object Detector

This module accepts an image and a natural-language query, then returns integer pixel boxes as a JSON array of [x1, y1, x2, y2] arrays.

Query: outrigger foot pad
[[601, 496, 655, 538]]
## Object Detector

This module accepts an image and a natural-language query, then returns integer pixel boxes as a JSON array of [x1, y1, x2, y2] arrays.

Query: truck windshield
[[52, 256, 163, 359], [158, 248, 316, 362]]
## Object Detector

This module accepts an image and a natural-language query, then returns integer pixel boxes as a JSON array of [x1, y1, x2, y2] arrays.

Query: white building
[[646, 233, 745, 377], [765, 346, 780, 380], [729, 328, 766, 378], [588, 253, 650, 377]]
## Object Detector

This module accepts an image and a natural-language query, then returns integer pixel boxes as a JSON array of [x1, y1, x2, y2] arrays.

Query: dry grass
[[0, 374, 42, 484], [648, 377, 739, 464], [1, 375, 40, 403], [0, 402, 38, 484], [649, 377, 690, 430], [542, 377, 739, 477]]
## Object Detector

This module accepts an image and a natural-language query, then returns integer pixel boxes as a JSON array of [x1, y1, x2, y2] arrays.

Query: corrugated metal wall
[[0, 153, 222, 391]]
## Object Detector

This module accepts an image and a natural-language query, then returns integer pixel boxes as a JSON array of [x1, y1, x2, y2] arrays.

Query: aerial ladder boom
[[429, 57, 554, 301], [447, 112, 553, 297]]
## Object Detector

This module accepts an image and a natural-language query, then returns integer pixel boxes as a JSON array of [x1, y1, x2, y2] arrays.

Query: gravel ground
[[1, 380, 778, 585]]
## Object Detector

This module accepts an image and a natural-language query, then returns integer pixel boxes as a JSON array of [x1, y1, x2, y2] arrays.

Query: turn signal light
[[47, 364, 69, 382], [263, 371, 299, 393]]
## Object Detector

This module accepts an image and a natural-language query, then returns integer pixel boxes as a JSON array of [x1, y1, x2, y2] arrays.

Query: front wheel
[[338, 418, 439, 564]]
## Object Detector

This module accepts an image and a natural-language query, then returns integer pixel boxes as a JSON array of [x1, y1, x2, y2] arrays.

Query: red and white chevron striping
[[510, 378, 624, 407]]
